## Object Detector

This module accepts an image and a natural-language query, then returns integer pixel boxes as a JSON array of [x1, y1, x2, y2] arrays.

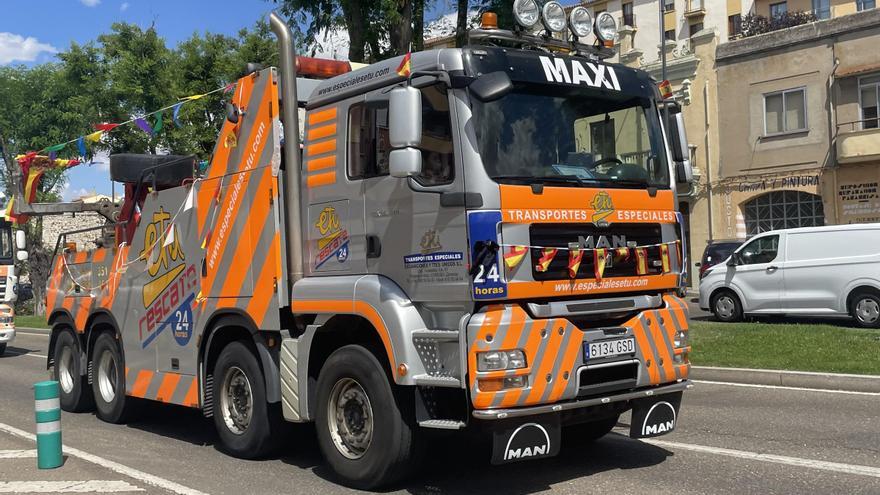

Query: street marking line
[[0, 480, 144, 493], [3, 351, 48, 359], [0, 449, 37, 458], [693, 379, 880, 396], [643, 439, 880, 479], [15, 332, 50, 337], [692, 365, 880, 379], [0, 423, 208, 495]]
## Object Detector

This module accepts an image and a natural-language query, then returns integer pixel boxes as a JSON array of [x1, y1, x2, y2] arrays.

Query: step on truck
[[43, 3, 694, 488]]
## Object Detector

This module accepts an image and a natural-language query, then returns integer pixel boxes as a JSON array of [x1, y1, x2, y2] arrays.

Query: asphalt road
[[1, 329, 879, 494]]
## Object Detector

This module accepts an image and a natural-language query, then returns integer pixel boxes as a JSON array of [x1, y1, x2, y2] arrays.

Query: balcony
[[684, 0, 706, 17], [837, 121, 880, 164]]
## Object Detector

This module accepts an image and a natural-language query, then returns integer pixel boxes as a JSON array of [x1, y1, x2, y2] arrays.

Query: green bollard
[[34, 380, 63, 469]]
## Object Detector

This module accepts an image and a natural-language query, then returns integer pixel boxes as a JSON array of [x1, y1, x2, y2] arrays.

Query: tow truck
[[41, 2, 694, 488]]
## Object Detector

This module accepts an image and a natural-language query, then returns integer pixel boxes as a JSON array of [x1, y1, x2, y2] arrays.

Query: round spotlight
[[568, 6, 593, 39], [594, 12, 618, 43], [512, 0, 541, 29], [541, 1, 567, 33]]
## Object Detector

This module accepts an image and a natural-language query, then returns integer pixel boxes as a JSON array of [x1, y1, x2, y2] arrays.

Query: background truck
[[0, 215, 30, 356], [39, 3, 693, 488]]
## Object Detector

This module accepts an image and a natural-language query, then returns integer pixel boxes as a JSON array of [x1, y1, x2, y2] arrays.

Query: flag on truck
[[535, 248, 557, 272], [635, 247, 648, 275], [659, 243, 671, 273], [593, 248, 607, 281], [504, 245, 528, 269], [568, 248, 583, 278], [396, 52, 412, 78]]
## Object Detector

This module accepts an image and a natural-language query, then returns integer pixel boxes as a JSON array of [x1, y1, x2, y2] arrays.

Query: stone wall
[[39, 212, 107, 250]]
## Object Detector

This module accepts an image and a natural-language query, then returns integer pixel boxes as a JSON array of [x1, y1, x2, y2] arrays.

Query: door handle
[[766, 265, 778, 272]]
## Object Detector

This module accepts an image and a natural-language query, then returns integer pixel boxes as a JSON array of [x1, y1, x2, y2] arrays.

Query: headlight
[[512, 0, 541, 29], [568, 6, 593, 38], [594, 12, 617, 43], [477, 349, 527, 371], [541, 1, 567, 33], [674, 330, 688, 348]]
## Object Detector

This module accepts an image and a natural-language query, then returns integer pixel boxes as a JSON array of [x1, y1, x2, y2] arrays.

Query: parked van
[[698, 224, 880, 328]]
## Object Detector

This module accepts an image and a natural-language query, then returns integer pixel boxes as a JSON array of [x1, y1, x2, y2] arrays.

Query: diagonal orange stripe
[[156, 372, 182, 403], [650, 310, 676, 382], [183, 378, 200, 408], [306, 138, 336, 157], [631, 319, 660, 384], [74, 297, 91, 332], [548, 325, 585, 402], [307, 123, 336, 141], [45, 261, 64, 312], [306, 171, 336, 188], [245, 232, 281, 328], [130, 369, 154, 398], [523, 319, 566, 405], [306, 155, 336, 172], [308, 107, 337, 126]]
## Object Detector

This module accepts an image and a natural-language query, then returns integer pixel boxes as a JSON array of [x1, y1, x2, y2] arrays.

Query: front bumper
[[473, 379, 691, 419], [0, 326, 15, 344]]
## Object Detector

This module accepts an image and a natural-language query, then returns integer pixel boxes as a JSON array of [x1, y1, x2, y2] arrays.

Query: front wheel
[[0, 343, 5, 356], [91, 333, 134, 423], [315, 345, 420, 490], [851, 292, 880, 328], [712, 291, 743, 323]]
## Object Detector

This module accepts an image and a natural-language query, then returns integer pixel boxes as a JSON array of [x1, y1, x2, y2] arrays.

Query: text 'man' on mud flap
[[629, 391, 682, 439], [490, 414, 561, 465]]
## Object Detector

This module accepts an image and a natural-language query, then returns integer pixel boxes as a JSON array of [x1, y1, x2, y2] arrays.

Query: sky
[[0, 0, 455, 199]]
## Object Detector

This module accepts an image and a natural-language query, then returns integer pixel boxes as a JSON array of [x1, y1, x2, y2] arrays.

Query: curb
[[691, 366, 880, 393]]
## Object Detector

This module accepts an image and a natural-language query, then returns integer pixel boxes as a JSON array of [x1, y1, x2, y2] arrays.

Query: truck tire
[[109, 154, 195, 188], [91, 333, 135, 423], [315, 345, 421, 490], [0, 343, 5, 356], [564, 415, 619, 444], [212, 341, 281, 459], [850, 291, 880, 329], [711, 290, 743, 323], [53, 329, 94, 412]]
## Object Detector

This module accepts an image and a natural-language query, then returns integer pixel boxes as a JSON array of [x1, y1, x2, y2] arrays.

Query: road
[[1, 329, 879, 494]]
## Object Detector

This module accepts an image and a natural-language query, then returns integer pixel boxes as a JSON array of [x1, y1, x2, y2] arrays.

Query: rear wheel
[[564, 415, 619, 444], [91, 333, 134, 423], [851, 292, 880, 328], [315, 345, 420, 490], [212, 341, 281, 458], [0, 343, 5, 356], [53, 329, 93, 412], [712, 291, 743, 322]]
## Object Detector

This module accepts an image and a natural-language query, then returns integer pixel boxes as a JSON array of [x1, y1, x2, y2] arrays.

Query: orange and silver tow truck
[[40, 3, 693, 488]]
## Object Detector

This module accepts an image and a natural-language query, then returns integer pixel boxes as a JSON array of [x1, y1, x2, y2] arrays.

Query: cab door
[[728, 234, 783, 312], [357, 83, 469, 302]]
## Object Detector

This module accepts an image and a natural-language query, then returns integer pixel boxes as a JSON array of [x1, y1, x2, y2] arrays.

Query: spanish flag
[[658, 79, 673, 99], [504, 245, 528, 270], [396, 52, 412, 78], [635, 248, 649, 275], [614, 246, 630, 262], [568, 248, 583, 279], [535, 248, 557, 272], [659, 243, 671, 273], [594, 248, 608, 281]]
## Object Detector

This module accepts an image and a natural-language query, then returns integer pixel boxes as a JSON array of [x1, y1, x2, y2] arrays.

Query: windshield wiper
[[492, 175, 591, 187]]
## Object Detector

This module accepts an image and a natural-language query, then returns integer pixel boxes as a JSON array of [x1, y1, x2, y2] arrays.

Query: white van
[[698, 224, 880, 328]]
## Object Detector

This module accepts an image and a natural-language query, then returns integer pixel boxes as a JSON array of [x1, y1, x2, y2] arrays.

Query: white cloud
[[62, 185, 91, 202], [80, 0, 101, 6], [120, 2, 129, 11], [0, 32, 58, 65]]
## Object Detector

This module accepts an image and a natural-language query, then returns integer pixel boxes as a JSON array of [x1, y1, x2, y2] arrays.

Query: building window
[[728, 14, 742, 37], [689, 22, 704, 36], [664, 29, 676, 41], [622, 2, 634, 27], [744, 191, 825, 236], [764, 88, 807, 135], [769, 1, 788, 17], [664, 0, 675, 13], [859, 75, 880, 129], [812, 0, 830, 19], [590, 119, 616, 159], [857, 0, 875, 11]]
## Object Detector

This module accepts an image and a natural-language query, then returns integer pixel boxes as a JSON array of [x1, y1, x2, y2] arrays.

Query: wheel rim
[[716, 295, 736, 319], [96, 349, 117, 404], [855, 298, 880, 324], [58, 346, 75, 394], [327, 377, 374, 460], [220, 366, 253, 435]]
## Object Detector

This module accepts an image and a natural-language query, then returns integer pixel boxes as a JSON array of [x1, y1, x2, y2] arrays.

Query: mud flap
[[630, 391, 682, 439], [490, 415, 561, 465]]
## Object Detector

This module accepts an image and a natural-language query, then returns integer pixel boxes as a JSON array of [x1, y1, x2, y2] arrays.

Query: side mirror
[[694, 261, 701, 267], [389, 86, 422, 148], [18, 283, 33, 302], [16, 250, 28, 262], [469, 71, 513, 102], [726, 255, 738, 266], [389, 148, 422, 178], [14, 230, 25, 250], [226, 102, 240, 124], [664, 103, 694, 184]]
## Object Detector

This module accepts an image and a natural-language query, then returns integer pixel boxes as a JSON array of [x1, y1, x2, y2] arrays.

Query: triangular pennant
[[635, 248, 649, 275], [223, 83, 235, 93], [77, 137, 87, 157], [48, 151, 57, 162], [94, 123, 120, 132], [504, 245, 528, 270], [180, 93, 208, 102], [614, 247, 630, 261], [154, 112, 163, 134], [183, 187, 195, 211], [535, 248, 558, 272], [134, 117, 153, 136], [594, 248, 608, 281], [172, 102, 184, 127], [568, 248, 583, 279], [85, 130, 103, 142], [45, 143, 66, 152], [659, 243, 671, 274], [162, 225, 175, 248]]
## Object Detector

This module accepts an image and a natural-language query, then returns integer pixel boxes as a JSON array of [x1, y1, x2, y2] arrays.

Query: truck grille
[[529, 223, 663, 281]]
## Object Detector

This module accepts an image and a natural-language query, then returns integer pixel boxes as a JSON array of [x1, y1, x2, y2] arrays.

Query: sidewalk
[[690, 365, 880, 393]]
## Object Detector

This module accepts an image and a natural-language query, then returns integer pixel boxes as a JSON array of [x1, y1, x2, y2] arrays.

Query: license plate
[[584, 338, 635, 360]]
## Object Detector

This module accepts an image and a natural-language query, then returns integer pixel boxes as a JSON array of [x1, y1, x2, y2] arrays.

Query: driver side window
[[739, 235, 779, 265]]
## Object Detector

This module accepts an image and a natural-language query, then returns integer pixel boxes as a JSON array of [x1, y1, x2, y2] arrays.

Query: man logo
[[641, 401, 677, 437], [590, 191, 615, 224], [504, 423, 551, 461]]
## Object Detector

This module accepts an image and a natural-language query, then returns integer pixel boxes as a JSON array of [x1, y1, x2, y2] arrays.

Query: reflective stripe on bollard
[[34, 380, 63, 469]]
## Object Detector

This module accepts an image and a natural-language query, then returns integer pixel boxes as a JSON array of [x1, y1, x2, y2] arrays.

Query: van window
[[739, 235, 779, 265], [787, 229, 880, 261], [348, 102, 391, 179]]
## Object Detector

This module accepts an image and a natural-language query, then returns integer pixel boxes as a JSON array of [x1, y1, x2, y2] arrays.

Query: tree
[[455, 0, 469, 47]]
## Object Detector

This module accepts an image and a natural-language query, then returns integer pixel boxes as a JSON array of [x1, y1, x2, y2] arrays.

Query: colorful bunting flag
[[162, 225, 175, 248], [223, 83, 235, 93], [535, 248, 557, 272], [48, 151, 57, 162], [504, 245, 528, 270], [94, 123, 120, 132], [659, 243, 671, 274], [134, 118, 153, 136], [224, 132, 237, 149], [594, 248, 608, 281], [183, 188, 195, 212], [85, 131, 103, 142], [396, 52, 412, 78], [614, 247, 630, 261], [154, 112, 163, 134], [77, 137, 86, 157], [568, 248, 583, 279], [172, 102, 184, 127], [45, 143, 66, 152], [180, 93, 208, 102], [635, 248, 649, 275]]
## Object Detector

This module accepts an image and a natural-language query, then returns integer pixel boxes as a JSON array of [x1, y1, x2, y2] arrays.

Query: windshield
[[471, 84, 669, 188], [0, 225, 12, 261]]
